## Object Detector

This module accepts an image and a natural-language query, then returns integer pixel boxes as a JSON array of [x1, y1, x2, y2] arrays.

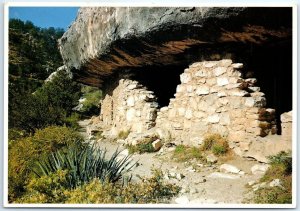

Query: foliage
[[80, 86, 102, 116], [202, 134, 229, 156], [18, 169, 179, 204], [9, 19, 64, 80], [252, 151, 292, 204], [173, 145, 203, 162], [118, 130, 130, 140], [15, 170, 69, 204], [9, 70, 81, 132], [126, 135, 159, 154], [8, 126, 83, 202], [35, 145, 136, 189], [268, 151, 292, 175], [8, 129, 27, 141]]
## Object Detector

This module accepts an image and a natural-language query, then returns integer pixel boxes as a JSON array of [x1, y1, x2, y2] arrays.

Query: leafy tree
[[9, 70, 81, 132]]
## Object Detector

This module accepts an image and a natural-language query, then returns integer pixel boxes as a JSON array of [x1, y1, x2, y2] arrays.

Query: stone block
[[229, 90, 249, 97], [180, 73, 191, 83], [206, 78, 217, 86], [220, 59, 233, 67], [232, 63, 243, 69], [220, 113, 231, 125], [168, 109, 177, 119], [281, 111, 292, 123], [251, 164, 270, 175], [195, 69, 208, 77], [207, 114, 220, 123], [178, 107, 186, 116], [196, 85, 210, 95], [248, 87, 260, 92], [186, 85, 194, 93], [245, 78, 257, 84], [194, 111, 206, 119], [183, 119, 192, 129], [185, 109, 193, 119], [126, 108, 136, 121], [229, 97, 245, 109], [152, 139, 163, 151], [213, 67, 227, 76], [228, 131, 246, 143], [217, 91, 227, 97], [217, 77, 229, 86], [211, 124, 228, 135], [176, 85, 185, 93]]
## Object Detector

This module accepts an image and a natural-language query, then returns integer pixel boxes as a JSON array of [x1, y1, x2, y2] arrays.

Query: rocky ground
[[78, 119, 271, 204]]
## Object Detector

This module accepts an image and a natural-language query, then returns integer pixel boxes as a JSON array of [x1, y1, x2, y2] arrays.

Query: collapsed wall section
[[155, 59, 277, 152]]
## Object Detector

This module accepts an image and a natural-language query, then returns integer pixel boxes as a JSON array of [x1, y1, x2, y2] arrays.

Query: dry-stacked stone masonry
[[97, 59, 289, 157], [155, 59, 277, 151], [59, 7, 293, 160], [100, 77, 158, 134]]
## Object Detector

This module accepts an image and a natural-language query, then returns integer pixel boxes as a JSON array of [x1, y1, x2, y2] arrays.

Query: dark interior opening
[[131, 64, 187, 108], [234, 40, 292, 134]]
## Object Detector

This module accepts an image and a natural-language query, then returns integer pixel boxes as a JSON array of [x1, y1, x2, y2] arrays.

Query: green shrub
[[8, 126, 84, 202], [118, 130, 130, 140], [17, 169, 179, 204], [63, 112, 81, 129], [35, 145, 136, 188], [16, 170, 69, 203], [252, 151, 292, 204], [173, 145, 203, 162], [127, 142, 155, 154], [202, 134, 229, 156], [126, 135, 159, 154], [66, 169, 179, 204], [8, 129, 27, 141], [80, 86, 102, 116]]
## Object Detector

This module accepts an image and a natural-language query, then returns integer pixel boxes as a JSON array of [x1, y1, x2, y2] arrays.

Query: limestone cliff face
[[59, 7, 292, 87]]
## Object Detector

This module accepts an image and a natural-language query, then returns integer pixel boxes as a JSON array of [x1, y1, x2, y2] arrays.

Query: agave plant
[[34, 144, 136, 188]]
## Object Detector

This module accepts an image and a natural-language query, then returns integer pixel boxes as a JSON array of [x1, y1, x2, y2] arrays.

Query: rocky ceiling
[[59, 7, 292, 87]]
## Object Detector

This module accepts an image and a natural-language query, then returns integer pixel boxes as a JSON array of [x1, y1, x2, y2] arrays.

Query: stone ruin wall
[[99, 77, 158, 135], [98, 59, 292, 155], [155, 60, 277, 152]]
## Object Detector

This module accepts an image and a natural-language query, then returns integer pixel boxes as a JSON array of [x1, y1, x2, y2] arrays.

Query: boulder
[[152, 139, 163, 151], [251, 164, 270, 175]]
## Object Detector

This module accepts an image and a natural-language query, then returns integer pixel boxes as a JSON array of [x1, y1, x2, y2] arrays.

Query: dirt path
[[78, 119, 264, 204]]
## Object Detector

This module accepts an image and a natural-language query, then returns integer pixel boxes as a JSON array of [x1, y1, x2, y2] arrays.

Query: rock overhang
[[59, 7, 292, 87]]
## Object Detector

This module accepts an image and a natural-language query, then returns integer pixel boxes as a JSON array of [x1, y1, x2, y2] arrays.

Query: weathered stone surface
[[207, 172, 240, 179], [60, 8, 291, 87], [217, 77, 229, 86], [206, 154, 218, 163], [220, 164, 241, 174], [152, 139, 163, 151], [232, 63, 243, 69], [251, 164, 270, 175], [196, 85, 210, 95], [269, 179, 283, 188], [213, 67, 227, 76]]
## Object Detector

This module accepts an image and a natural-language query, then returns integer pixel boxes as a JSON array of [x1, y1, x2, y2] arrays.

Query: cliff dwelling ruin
[[60, 7, 293, 161]]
